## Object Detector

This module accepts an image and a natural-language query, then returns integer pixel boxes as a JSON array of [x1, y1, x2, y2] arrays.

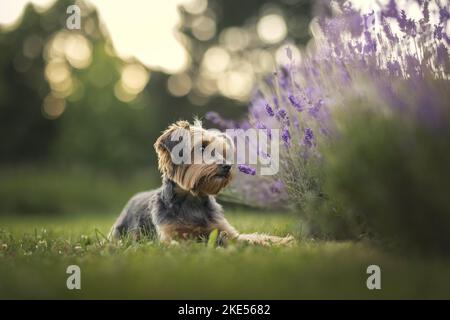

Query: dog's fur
[[108, 120, 294, 246]]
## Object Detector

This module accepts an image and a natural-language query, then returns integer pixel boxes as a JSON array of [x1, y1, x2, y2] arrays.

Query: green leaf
[[207, 229, 219, 248]]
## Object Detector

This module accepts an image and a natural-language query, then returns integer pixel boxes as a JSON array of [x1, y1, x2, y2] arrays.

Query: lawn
[[0, 211, 449, 299]]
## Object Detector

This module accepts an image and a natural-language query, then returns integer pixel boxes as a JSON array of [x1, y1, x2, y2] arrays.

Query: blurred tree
[[0, 4, 56, 164], [177, 0, 312, 107], [0, 0, 313, 173]]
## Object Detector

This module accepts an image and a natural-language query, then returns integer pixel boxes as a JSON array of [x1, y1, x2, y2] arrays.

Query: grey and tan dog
[[109, 120, 294, 246]]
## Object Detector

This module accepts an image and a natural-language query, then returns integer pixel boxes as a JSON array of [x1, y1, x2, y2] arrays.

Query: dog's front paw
[[273, 234, 296, 246], [236, 233, 295, 246]]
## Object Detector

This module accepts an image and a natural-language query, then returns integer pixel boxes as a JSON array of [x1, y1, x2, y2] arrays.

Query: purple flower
[[265, 103, 274, 117], [439, 7, 450, 24], [363, 11, 376, 30], [434, 25, 444, 40], [205, 111, 236, 129], [398, 10, 417, 37], [238, 164, 256, 176], [387, 60, 402, 77], [278, 109, 287, 119], [354, 41, 363, 53], [277, 66, 291, 90], [383, 0, 399, 19], [308, 99, 323, 118], [205, 111, 220, 123], [318, 17, 341, 44], [422, 1, 430, 22], [364, 31, 377, 54], [288, 94, 303, 111], [281, 127, 291, 146], [345, 9, 364, 38], [293, 118, 300, 130], [338, 61, 351, 83], [406, 54, 421, 76], [405, 19, 417, 37], [258, 148, 270, 159], [264, 75, 274, 87], [382, 17, 398, 43], [256, 122, 272, 139], [436, 43, 449, 67], [270, 180, 285, 193], [303, 128, 315, 148], [272, 96, 280, 109]]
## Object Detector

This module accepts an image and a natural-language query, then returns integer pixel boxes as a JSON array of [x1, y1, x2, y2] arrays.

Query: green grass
[[1, 211, 450, 299]]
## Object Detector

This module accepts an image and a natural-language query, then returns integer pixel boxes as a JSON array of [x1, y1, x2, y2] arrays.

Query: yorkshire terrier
[[108, 120, 294, 246]]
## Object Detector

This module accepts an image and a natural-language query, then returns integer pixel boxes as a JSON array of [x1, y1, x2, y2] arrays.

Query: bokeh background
[[0, 0, 313, 215]]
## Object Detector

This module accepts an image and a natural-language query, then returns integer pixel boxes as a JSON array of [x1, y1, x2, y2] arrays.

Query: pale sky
[[0, 0, 193, 73]]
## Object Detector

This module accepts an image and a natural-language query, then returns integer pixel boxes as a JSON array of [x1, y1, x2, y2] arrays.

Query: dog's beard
[[196, 174, 232, 195], [172, 164, 232, 195]]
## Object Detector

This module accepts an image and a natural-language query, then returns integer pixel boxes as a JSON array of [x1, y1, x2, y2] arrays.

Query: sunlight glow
[[89, 0, 191, 74], [167, 73, 192, 97], [0, 0, 56, 28], [42, 93, 66, 119], [120, 63, 150, 95], [1, 0, 196, 74], [257, 14, 287, 44], [219, 27, 249, 52], [202, 46, 230, 73]]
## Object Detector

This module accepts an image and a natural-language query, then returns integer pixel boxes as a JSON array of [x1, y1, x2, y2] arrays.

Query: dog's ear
[[154, 121, 190, 175], [160, 133, 183, 153], [156, 120, 190, 152]]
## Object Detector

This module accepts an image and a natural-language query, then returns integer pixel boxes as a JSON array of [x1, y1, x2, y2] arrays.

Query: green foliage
[[283, 155, 363, 241], [321, 107, 450, 255], [0, 167, 157, 215]]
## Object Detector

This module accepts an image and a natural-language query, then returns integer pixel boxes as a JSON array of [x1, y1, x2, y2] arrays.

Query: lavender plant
[[208, 0, 450, 247]]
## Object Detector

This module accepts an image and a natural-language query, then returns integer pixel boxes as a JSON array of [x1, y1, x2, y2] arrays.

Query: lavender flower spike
[[238, 164, 256, 176], [288, 94, 303, 111], [282, 127, 291, 146], [278, 109, 288, 119], [265, 103, 275, 117], [303, 128, 315, 148]]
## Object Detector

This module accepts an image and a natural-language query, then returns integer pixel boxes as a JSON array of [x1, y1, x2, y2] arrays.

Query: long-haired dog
[[109, 120, 294, 246]]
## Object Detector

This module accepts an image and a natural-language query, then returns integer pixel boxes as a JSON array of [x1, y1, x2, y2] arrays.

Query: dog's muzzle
[[217, 164, 231, 177]]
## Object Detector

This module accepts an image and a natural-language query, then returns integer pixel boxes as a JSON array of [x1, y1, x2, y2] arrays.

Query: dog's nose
[[221, 164, 231, 172]]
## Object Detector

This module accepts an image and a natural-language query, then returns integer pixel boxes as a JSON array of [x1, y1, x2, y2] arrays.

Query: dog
[[108, 120, 294, 246]]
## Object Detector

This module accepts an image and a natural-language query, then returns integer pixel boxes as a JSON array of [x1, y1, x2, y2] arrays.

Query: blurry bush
[[323, 81, 450, 255], [211, 0, 450, 255], [0, 167, 157, 215]]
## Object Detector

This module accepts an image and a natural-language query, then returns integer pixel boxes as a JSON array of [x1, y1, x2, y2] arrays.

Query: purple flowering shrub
[[208, 0, 450, 247]]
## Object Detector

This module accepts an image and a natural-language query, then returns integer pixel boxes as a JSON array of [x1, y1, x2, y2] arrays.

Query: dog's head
[[154, 120, 234, 195]]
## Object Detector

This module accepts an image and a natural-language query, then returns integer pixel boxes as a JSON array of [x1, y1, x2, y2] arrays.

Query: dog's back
[[108, 191, 157, 240]]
